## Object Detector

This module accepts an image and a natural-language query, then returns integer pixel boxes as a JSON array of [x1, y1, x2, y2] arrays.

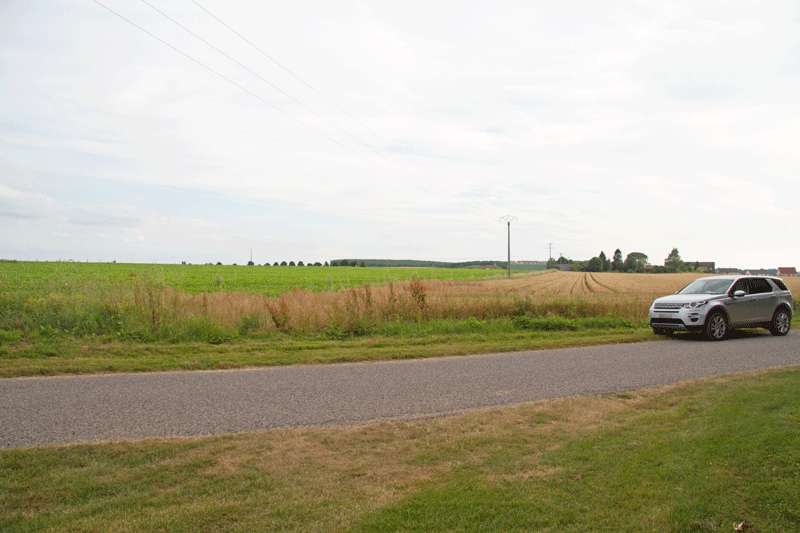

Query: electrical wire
[[190, 0, 504, 219], [94, 0, 492, 221]]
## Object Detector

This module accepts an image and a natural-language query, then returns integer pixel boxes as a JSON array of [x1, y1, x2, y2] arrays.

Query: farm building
[[778, 267, 798, 276]]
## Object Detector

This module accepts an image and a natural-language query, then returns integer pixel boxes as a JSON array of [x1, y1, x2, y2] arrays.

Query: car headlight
[[682, 301, 707, 309]]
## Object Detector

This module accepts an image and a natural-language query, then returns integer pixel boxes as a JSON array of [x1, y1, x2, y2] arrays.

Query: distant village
[[511, 260, 798, 277]]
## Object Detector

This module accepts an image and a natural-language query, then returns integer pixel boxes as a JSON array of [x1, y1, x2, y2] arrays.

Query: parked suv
[[649, 275, 793, 340]]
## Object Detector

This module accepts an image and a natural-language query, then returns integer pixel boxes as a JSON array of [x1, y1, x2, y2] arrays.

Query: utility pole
[[500, 216, 517, 278], [547, 243, 553, 262]]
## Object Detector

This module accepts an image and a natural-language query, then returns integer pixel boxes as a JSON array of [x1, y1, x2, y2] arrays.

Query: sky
[[1, 1, 798, 268]]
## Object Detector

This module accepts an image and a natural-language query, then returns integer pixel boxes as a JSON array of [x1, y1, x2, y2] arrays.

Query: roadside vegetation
[[2, 367, 798, 532], [1, 263, 798, 377]]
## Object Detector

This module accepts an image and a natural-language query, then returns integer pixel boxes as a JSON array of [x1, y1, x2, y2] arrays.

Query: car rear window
[[749, 278, 773, 294], [772, 279, 789, 291]]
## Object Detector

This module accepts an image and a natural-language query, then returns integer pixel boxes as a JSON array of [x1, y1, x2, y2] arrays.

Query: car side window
[[749, 278, 773, 294], [731, 279, 749, 295], [773, 279, 788, 291]]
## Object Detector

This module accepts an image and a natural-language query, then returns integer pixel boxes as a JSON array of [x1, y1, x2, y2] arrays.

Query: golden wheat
[[96, 271, 800, 336]]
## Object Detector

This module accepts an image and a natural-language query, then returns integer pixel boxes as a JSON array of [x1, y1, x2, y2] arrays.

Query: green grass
[[0, 318, 652, 377], [0, 261, 500, 296], [2, 367, 798, 532], [0, 261, 516, 344]]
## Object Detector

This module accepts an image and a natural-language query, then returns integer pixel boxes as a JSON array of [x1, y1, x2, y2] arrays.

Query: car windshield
[[677, 278, 734, 295]]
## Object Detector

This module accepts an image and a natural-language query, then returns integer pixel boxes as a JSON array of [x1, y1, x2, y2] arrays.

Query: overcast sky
[[1, 1, 798, 268]]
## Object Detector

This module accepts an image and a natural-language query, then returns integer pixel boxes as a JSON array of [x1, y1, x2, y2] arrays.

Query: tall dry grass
[[6, 271, 798, 341], [180, 274, 657, 336]]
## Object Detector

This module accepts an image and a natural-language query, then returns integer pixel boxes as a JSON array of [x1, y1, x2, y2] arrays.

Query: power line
[[92, 0, 350, 153], [189, 0, 504, 219], [96, 0, 494, 221]]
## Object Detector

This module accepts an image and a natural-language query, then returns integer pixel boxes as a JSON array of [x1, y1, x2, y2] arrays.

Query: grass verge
[[2, 366, 799, 532], [3, 315, 797, 378], [0, 317, 652, 378]]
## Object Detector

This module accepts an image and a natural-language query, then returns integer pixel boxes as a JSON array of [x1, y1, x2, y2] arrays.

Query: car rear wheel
[[704, 312, 728, 341], [769, 308, 791, 336]]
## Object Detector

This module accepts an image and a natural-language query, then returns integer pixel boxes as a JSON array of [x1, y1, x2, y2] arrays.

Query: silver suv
[[649, 275, 793, 340]]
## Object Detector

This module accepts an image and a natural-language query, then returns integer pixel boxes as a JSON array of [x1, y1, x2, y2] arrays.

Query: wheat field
[[4, 267, 798, 339]]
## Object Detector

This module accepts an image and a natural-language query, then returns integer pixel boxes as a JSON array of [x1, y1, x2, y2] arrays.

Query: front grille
[[654, 303, 682, 310], [650, 318, 688, 330], [650, 318, 684, 325]]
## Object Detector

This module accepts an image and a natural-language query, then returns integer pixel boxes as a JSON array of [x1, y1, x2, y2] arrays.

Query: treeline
[[552, 248, 712, 274], [229, 259, 507, 269], [330, 259, 506, 269]]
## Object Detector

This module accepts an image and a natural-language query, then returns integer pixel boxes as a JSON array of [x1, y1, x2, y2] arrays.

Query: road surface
[[2, 332, 798, 448]]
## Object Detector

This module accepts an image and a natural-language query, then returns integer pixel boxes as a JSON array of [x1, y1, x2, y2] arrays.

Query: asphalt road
[[2, 332, 799, 448]]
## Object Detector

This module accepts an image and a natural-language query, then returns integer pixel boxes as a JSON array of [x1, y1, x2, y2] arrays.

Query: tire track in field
[[513, 271, 565, 296], [569, 273, 584, 295], [588, 273, 616, 293], [582, 273, 593, 294]]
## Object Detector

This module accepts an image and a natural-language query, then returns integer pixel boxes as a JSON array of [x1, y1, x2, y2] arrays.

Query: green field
[[0, 261, 502, 296]]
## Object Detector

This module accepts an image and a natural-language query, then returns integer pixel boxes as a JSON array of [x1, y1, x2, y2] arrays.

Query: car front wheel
[[769, 308, 791, 336], [704, 312, 728, 341]]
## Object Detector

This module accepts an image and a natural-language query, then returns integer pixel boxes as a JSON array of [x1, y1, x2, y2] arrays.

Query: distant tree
[[216, 262, 222, 266], [599, 251, 610, 272], [289, 261, 296, 266], [273, 262, 279, 266], [313, 262, 322, 267], [324, 261, 330, 267], [247, 260, 255, 266], [586, 257, 603, 272], [611, 249, 624, 271], [280, 261, 287, 266], [546, 257, 557, 269], [665, 248, 683, 271], [360, 261, 366, 267], [624, 252, 648, 273], [298, 261, 305, 266]]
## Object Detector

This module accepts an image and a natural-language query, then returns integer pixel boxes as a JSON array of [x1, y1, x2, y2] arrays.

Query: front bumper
[[649, 304, 711, 331]]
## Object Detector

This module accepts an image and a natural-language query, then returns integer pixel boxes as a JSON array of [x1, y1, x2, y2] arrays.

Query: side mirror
[[733, 290, 746, 298]]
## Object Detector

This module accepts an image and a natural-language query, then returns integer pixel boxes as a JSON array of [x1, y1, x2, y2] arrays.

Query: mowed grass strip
[[0, 319, 653, 378], [2, 367, 799, 532]]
